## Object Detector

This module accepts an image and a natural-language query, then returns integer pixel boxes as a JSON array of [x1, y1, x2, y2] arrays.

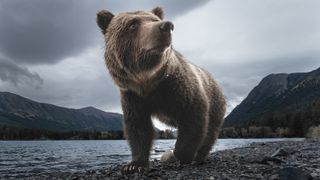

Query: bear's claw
[[121, 163, 148, 175]]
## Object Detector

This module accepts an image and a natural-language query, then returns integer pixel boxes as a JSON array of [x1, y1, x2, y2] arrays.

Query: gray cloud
[[0, 59, 43, 87], [207, 53, 320, 114], [0, 0, 208, 65], [24, 74, 119, 111], [0, 46, 122, 112], [102, 0, 210, 18]]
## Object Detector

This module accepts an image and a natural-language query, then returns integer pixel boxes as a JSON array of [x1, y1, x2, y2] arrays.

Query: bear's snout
[[159, 21, 174, 33]]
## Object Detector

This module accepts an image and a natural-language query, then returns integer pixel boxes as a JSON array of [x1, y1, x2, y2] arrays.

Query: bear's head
[[96, 7, 174, 74]]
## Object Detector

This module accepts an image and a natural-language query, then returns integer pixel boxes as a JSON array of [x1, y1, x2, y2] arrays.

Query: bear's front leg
[[120, 91, 154, 174]]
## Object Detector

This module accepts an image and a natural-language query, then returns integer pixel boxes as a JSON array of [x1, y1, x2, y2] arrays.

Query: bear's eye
[[151, 18, 159, 22], [129, 22, 138, 31]]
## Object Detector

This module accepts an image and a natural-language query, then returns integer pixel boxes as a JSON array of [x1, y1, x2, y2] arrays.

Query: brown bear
[[96, 7, 226, 174]]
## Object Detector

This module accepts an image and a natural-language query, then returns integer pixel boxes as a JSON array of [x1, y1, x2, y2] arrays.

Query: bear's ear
[[151, 7, 164, 20], [96, 10, 114, 34]]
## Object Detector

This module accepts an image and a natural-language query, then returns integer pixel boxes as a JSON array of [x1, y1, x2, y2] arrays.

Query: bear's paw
[[160, 150, 177, 163]]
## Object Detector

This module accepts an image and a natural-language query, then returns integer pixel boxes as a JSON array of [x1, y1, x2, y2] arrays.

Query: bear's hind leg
[[173, 113, 208, 164], [193, 125, 220, 163], [194, 107, 225, 163]]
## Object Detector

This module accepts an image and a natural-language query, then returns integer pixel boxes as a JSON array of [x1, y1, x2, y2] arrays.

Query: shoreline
[[22, 140, 320, 180], [0, 137, 304, 141]]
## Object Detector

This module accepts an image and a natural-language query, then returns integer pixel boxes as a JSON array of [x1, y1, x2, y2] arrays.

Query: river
[[0, 138, 303, 178]]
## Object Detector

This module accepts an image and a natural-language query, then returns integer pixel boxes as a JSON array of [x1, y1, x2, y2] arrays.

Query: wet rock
[[260, 156, 283, 164], [271, 148, 290, 157], [268, 167, 313, 180], [154, 149, 165, 153]]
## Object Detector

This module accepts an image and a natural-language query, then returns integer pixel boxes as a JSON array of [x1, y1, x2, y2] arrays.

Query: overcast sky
[[0, 0, 319, 130]]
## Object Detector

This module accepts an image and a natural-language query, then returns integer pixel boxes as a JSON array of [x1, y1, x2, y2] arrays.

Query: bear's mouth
[[149, 43, 171, 52]]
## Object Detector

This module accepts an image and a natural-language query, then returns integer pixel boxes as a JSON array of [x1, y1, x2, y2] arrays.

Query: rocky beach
[[19, 140, 319, 180]]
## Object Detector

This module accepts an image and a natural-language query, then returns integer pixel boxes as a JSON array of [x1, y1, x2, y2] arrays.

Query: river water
[[0, 138, 303, 178]]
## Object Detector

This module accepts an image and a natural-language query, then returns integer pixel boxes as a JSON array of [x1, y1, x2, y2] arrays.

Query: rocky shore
[[28, 140, 320, 179]]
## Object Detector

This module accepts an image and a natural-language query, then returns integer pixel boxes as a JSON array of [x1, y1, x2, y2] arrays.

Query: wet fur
[[97, 7, 226, 173]]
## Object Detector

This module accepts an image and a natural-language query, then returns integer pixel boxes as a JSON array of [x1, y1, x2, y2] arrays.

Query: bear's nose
[[159, 21, 174, 32]]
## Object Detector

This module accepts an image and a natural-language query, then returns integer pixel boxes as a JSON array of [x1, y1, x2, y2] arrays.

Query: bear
[[96, 7, 226, 174]]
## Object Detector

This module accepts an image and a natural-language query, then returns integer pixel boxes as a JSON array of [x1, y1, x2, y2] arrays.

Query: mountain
[[224, 67, 320, 133], [0, 92, 123, 132]]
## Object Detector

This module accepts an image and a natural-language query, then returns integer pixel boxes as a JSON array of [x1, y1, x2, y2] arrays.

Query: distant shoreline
[[0, 125, 177, 140], [1, 124, 306, 140]]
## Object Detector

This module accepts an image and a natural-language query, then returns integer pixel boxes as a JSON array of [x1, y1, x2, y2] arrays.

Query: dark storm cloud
[[0, 1, 100, 65], [103, 0, 210, 18], [0, 59, 43, 87], [0, 0, 209, 65]]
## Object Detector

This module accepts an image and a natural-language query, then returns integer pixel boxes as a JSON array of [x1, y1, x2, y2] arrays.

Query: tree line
[[220, 101, 320, 138], [0, 125, 176, 140]]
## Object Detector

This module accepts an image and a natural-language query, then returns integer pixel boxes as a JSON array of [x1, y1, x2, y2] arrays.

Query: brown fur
[[96, 7, 226, 174]]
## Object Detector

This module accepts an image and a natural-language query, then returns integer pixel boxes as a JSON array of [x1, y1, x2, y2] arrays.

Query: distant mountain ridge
[[224, 67, 320, 130], [0, 92, 123, 131]]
